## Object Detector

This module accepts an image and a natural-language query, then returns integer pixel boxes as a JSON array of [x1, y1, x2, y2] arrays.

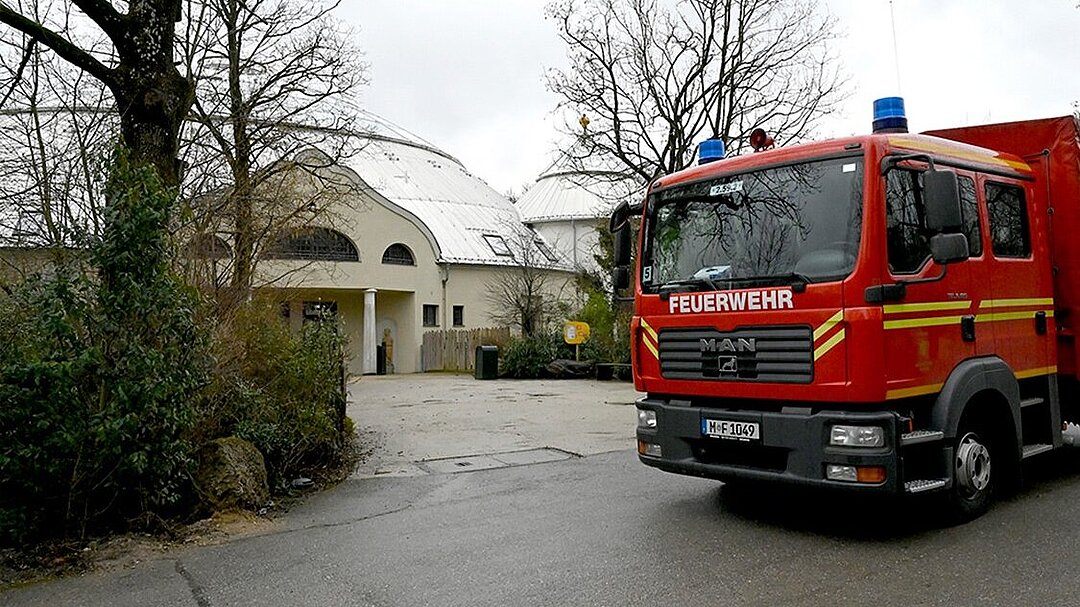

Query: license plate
[[702, 418, 760, 442]]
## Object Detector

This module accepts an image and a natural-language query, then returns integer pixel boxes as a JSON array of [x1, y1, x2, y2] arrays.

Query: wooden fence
[[421, 327, 512, 372]]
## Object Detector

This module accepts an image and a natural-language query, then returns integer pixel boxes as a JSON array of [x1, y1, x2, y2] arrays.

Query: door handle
[[961, 315, 976, 342], [1035, 311, 1048, 336]]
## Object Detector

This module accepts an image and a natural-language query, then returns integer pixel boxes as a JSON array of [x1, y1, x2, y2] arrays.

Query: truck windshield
[[643, 156, 864, 292]]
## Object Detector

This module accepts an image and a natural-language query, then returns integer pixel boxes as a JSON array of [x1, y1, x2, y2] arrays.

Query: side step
[[905, 479, 947, 494], [1020, 397, 1045, 408], [901, 430, 944, 446], [1022, 444, 1054, 459]]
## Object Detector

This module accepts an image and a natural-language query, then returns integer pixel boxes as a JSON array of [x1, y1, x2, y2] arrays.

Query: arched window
[[381, 243, 415, 266], [183, 233, 232, 259], [264, 227, 359, 262]]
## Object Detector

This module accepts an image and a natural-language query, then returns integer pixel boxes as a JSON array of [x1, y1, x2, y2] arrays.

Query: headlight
[[829, 425, 884, 447], [638, 409, 657, 429]]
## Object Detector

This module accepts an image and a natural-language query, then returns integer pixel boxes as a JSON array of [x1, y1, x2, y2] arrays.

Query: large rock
[[545, 359, 594, 379], [194, 437, 269, 512]]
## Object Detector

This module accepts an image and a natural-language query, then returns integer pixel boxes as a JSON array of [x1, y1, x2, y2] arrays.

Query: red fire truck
[[611, 98, 1080, 519]]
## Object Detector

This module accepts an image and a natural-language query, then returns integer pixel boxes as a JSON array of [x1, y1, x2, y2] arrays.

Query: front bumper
[[636, 397, 907, 494]]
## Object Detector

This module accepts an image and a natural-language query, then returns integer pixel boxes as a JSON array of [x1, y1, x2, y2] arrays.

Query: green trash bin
[[475, 345, 498, 380]]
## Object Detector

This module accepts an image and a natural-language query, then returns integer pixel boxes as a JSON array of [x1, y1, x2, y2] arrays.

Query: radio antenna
[[889, 0, 903, 94]]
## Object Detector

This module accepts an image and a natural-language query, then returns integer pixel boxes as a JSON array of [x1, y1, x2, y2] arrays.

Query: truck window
[[985, 182, 1030, 258], [960, 176, 981, 256], [886, 171, 979, 273]]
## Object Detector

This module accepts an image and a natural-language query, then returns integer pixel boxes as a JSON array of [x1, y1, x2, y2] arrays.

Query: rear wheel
[[947, 426, 994, 521]]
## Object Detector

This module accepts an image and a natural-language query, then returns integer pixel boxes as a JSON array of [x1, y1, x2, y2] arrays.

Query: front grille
[[658, 326, 813, 383]]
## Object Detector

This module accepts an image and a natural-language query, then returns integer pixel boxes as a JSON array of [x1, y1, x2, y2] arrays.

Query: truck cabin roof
[[652, 133, 1033, 194]]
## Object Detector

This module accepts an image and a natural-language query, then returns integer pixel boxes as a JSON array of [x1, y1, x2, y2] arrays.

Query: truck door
[[881, 168, 978, 399], [979, 177, 1054, 384]]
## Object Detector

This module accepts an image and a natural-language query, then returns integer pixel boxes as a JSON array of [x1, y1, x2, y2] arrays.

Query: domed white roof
[[345, 114, 569, 268]]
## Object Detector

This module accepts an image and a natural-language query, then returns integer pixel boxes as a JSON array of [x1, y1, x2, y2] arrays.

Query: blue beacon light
[[698, 138, 726, 164], [872, 96, 909, 134]]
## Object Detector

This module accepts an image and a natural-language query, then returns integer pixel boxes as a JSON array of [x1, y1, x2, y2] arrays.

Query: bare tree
[[485, 228, 572, 337], [0, 0, 192, 188], [546, 0, 847, 183], [176, 0, 367, 303], [0, 28, 113, 247]]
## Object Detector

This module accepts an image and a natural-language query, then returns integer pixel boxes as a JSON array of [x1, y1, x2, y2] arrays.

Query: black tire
[[946, 424, 995, 522]]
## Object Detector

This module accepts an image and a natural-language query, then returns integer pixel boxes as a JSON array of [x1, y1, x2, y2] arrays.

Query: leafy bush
[[0, 153, 208, 545], [0, 152, 351, 547], [193, 300, 348, 488], [576, 287, 631, 366], [500, 331, 573, 378]]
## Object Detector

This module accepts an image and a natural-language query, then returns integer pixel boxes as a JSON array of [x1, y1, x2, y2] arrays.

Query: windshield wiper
[[722, 272, 812, 292], [657, 272, 814, 299]]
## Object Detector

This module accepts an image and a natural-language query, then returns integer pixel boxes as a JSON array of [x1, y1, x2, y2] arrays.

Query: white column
[[363, 288, 377, 374]]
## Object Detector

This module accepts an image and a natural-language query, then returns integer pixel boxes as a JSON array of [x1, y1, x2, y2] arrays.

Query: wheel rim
[[955, 431, 991, 498]]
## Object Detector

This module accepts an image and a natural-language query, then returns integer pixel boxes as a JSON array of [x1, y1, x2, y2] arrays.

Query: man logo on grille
[[700, 337, 756, 353]]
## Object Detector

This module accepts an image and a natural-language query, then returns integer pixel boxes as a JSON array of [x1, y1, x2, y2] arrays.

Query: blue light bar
[[698, 138, 725, 164], [872, 97, 908, 134]]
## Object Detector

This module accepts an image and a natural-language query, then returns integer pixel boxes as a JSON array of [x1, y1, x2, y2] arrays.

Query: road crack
[[175, 559, 212, 607]]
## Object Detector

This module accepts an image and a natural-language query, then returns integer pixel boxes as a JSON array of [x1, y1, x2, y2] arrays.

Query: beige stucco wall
[[270, 286, 421, 375], [251, 184, 439, 375], [252, 173, 584, 374], [444, 264, 580, 335]]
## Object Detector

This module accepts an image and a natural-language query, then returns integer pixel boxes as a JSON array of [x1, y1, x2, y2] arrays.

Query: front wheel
[[947, 428, 994, 521]]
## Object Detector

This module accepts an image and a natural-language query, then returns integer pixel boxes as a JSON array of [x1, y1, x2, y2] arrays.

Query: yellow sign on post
[[564, 321, 590, 362], [564, 321, 590, 345]]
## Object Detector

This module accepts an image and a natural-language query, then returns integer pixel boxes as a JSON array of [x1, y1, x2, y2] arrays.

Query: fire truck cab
[[616, 99, 1080, 520]]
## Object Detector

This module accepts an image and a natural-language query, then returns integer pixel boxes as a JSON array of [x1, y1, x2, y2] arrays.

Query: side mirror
[[610, 201, 633, 267], [613, 266, 631, 291], [609, 201, 630, 233], [613, 224, 632, 267], [924, 170, 962, 233], [930, 233, 969, 265]]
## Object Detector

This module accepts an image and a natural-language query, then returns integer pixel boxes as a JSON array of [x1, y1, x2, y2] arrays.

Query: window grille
[[265, 227, 359, 262]]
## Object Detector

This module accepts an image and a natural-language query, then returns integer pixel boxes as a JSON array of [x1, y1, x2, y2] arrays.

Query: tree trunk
[[108, 0, 193, 190], [110, 68, 192, 190]]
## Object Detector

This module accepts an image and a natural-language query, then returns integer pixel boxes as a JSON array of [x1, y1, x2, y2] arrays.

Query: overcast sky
[[341, 0, 1080, 195]]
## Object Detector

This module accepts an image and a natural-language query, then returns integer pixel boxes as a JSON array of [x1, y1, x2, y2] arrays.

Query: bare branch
[[0, 3, 114, 86], [0, 38, 34, 107], [547, 0, 848, 179], [69, 0, 125, 41]]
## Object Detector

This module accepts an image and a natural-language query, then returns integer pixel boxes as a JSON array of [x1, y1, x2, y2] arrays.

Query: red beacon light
[[749, 128, 774, 152]]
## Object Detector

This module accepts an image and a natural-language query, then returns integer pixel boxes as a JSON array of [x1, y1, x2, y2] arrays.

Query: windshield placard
[[667, 289, 794, 314], [709, 180, 743, 196]]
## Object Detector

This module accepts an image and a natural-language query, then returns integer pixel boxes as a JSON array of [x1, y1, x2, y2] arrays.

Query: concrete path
[[349, 374, 642, 478]]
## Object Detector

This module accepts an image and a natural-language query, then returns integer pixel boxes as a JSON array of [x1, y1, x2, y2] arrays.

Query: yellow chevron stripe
[[640, 319, 658, 342], [814, 328, 845, 361], [977, 310, 1054, 323], [883, 300, 971, 314], [813, 310, 844, 341], [1015, 366, 1057, 380], [886, 382, 944, 400], [643, 336, 659, 359], [884, 316, 965, 330]]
